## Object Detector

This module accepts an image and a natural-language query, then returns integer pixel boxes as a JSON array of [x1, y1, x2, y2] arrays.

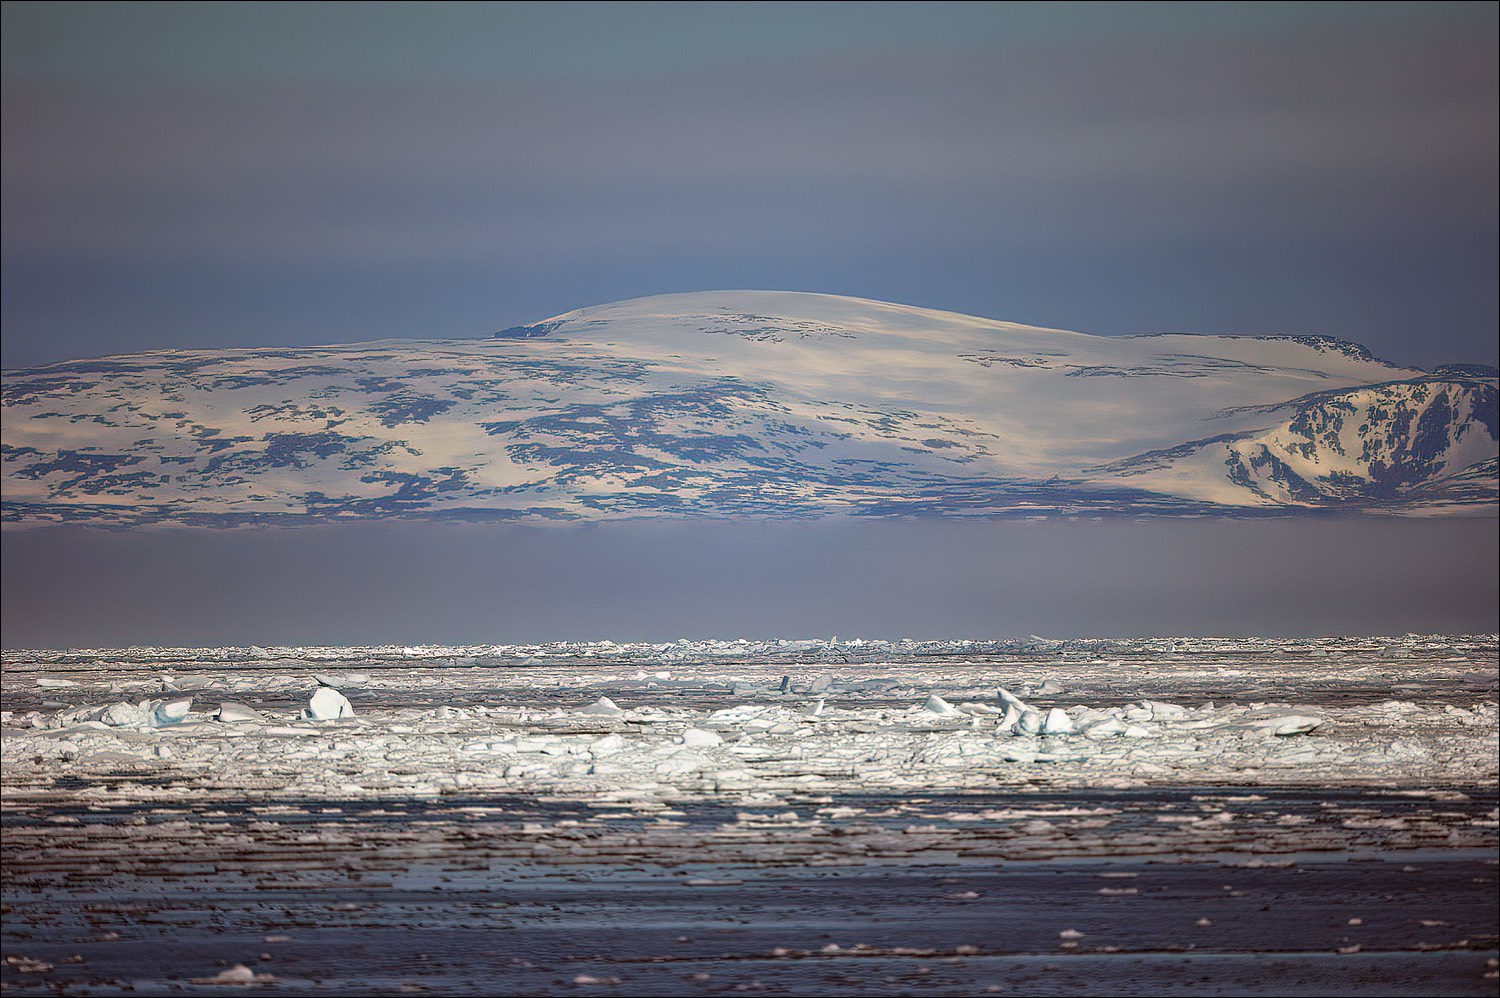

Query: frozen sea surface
[[2, 635, 1496, 994]]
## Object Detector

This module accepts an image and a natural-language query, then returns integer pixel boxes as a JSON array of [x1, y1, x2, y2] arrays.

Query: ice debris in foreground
[[7, 640, 1494, 802], [43, 697, 194, 730], [213, 702, 266, 724], [190, 964, 277, 986], [304, 687, 355, 721]]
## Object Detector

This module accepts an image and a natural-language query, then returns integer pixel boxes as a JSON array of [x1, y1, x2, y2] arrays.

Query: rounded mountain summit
[[3, 291, 1495, 526]]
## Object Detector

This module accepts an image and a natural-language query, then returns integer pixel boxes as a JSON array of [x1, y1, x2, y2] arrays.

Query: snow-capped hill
[[1100, 377, 1498, 509], [2, 292, 1494, 526]]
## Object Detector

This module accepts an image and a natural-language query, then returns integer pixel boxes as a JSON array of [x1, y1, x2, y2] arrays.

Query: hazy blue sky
[[2, 3, 1496, 647], [3, 1, 1496, 370]]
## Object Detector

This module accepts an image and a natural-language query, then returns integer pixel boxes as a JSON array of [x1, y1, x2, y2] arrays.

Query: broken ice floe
[[1242, 714, 1324, 737], [923, 695, 961, 716], [213, 702, 266, 724], [304, 687, 355, 721], [314, 672, 371, 688], [160, 674, 216, 692], [8, 642, 1491, 805], [1041, 707, 1075, 735], [41, 697, 194, 730], [997, 687, 1034, 715], [190, 964, 277, 986]]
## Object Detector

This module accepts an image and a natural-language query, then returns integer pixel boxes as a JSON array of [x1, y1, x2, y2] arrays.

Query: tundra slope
[[3, 291, 1494, 525]]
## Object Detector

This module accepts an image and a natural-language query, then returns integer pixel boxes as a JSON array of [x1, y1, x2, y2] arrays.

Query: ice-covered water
[[3, 634, 1496, 994]]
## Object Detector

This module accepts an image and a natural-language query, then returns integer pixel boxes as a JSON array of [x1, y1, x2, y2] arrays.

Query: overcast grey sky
[[2, 3, 1496, 647], [3, 1, 1496, 370]]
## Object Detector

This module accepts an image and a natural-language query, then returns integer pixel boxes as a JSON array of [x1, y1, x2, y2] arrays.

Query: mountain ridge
[[3, 291, 1494, 526]]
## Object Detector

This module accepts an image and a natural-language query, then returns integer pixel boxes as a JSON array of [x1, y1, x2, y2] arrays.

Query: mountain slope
[[2, 292, 1495, 525]]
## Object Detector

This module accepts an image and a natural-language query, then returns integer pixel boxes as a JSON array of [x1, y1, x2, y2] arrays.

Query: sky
[[4, 518, 1497, 648], [2, 2, 1496, 646], [3, 1, 1496, 372]]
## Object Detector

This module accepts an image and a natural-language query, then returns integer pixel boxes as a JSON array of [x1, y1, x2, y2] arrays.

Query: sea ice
[[997, 687, 1034, 715], [152, 697, 193, 725], [923, 695, 961, 716], [213, 702, 265, 723], [1041, 707, 1075, 735], [1243, 714, 1324, 736], [190, 964, 276, 985], [305, 687, 355, 720], [315, 672, 371, 688]]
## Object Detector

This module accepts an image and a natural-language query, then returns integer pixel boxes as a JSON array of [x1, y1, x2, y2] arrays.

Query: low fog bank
[[3, 517, 1495, 648]]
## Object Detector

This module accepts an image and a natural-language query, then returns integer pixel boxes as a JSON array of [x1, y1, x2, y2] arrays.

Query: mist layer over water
[[2, 517, 1495, 648]]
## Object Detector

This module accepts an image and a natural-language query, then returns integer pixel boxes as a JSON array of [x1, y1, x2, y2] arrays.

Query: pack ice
[[4, 635, 1494, 804]]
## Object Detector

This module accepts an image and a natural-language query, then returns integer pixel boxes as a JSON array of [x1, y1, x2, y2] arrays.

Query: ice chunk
[[706, 705, 768, 726], [578, 696, 622, 715], [1143, 700, 1189, 719], [214, 702, 265, 724], [99, 702, 151, 727], [804, 698, 826, 718], [1015, 710, 1044, 736], [1080, 716, 1127, 738], [590, 733, 625, 755], [315, 672, 370, 689], [210, 965, 254, 984], [191, 964, 276, 985], [160, 675, 215, 692], [152, 697, 193, 726], [35, 678, 77, 688], [1244, 714, 1323, 736], [1041, 707, 1075, 735], [305, 687, 354, 720], [682, 728, 723, 747], [997, 687, 1033, 715], [923, 694, 961, 716], [809, 673, 834, 693]]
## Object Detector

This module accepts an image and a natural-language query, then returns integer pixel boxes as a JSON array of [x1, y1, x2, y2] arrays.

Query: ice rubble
[[9, 633, 1494, 679], [40, 696, 194, 730], [5, 672, 1491, 805], [4, 634, 1493, 803]]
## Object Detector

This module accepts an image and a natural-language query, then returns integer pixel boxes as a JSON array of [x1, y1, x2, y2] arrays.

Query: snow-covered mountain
[[3, 291, 1495, 525]]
